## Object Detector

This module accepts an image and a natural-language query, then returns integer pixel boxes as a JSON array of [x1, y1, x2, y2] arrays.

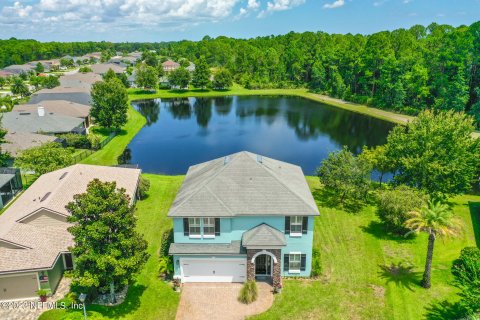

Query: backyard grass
[[40, 175, 480, 320]]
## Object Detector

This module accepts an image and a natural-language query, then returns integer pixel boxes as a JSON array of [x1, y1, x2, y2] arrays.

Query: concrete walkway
[[0, 276, 71, 320], [176, 282, 274, 320]]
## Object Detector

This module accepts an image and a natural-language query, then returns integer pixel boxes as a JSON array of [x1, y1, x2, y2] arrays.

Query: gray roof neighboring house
[[0, 164, 141, 274], [90, 63, 126, 75], [13, 100, 91, 119], [242, 224, 287, 248], [168, 151, 320, 218], [1, 132, 60, 156], [1, 111, 85, 135], [2, 64, 35, 74], [28, 87, 91, 106], [59, 73, 102, 89], [169, 240, 245, 255]]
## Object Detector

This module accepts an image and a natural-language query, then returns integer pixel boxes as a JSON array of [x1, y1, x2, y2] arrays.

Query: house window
[[189, 218, 201, 237], [290, 216, 303, 236], [203, 218, 215, 238], [289, 253, 301, 273]]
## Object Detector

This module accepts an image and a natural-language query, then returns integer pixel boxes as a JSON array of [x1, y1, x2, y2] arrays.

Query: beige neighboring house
[[0, 164, 141, 301], [162, 60, 180, 72], [13, 100, 92, 128], [1, 132, 61, 157], [90, 63, 126, 75]]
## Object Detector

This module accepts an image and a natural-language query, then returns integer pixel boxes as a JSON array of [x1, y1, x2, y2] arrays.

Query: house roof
[[162, 60, 180, 67], [168, 151, 320, 217], [28, 87, 91, 105], [59, 73, 102, 89], [13, 100, 91, 119], [90, 63, 125, 75], [0, 164, 141, 273], [1, 111, 85, 134], [169, 240, 245, 255], [242, 224, 286, 247], [0, 173, 15, 188], [1, 132, 59, 156]]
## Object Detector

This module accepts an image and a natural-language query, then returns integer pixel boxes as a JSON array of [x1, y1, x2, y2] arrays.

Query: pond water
[[124, 96, 394, 175]]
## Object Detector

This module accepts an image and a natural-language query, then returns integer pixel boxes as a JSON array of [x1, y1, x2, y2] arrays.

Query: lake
[[124, 96, 394, 175]]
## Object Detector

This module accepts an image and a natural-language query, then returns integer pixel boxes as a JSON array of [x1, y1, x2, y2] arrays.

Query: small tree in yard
[[317, 146, 372, 208], [35, 62, 44, 74], [452, 247, 480, 315], [90, 78, 128, 130], [135, 64, 158, 90], [360, 145, 392, 185], [14, 142, 73, 176], [376, 185, 428, 233], [67, 179, 149, 303], [168, 67, 190, 89], [10, 77, 29, 97], [213, 69, 233, 90], [192, 57, 211, 89], [405, 200, 461, 288]]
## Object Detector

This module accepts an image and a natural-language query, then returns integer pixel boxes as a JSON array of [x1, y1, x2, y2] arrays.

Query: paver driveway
[[176, 282, 274, 320]]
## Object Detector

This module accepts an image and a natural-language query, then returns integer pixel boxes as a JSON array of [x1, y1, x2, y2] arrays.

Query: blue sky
[[0, 0, 479, 42]]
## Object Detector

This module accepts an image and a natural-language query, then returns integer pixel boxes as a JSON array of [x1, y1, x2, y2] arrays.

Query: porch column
[[246, 249, 257, 282]]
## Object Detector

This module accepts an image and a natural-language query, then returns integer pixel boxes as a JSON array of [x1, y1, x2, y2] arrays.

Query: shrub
[[311, 248, 322, 277], [159, 229, 174, 257], [88, 134, 101, 150], [452, 247, 480, 315], [376, 185, 428, 233], [79, 66, 93, 73], [158, 256, 174, 277], [238, 281, 258, 304], [56, 292, 77, 308], [57, 133, 91, 149], [138, 176, 150, 199], [36, 289, 48, 297]]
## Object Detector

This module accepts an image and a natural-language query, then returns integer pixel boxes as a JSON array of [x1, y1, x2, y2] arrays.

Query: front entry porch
[[247, 249, 282, 289]]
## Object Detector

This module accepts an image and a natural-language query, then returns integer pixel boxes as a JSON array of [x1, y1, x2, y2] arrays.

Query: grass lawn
[[40, 175, 479, 320], [39, 174, 183, 320], [80, 103, 146, 166]]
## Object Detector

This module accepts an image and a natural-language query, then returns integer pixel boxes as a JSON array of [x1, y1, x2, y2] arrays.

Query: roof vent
[[37, 106, 45, 117], [40, 192, 51, 202], [256, 155, 263, 163], [224, 156, 230, 165], [59, 172, 68, 180]]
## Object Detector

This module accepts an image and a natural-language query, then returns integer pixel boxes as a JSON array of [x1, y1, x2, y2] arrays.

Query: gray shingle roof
[[0, 164, 141, 273], [13, 100, 91, 119], [169, 240, 245, 255], [2, 111, 85, 134], [90, 63, 125, 75], [168, 151, 320, 217], [1, 132, 59, 156], [28, 87, 91, 106], [242, 224, 286, 247]]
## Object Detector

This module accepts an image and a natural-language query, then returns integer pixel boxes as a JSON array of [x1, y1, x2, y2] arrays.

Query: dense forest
[[1, 21, 479, 121]]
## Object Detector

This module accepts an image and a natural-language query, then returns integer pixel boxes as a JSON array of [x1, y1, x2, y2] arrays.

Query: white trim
[[288, 270, 301, 274], [250, 250, 278, 264], [289, 233, 302, 237], [289, 251, 301, 254], [188, 235, 201, 239], [203, 235, 215, 239]]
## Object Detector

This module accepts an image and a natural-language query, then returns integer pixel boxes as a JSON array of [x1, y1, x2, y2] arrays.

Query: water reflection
[[128, 96, 394, 174]]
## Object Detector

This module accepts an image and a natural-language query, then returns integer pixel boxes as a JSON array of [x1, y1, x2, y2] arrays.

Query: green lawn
[[80, 104, 146, 166], [40, 175, 480, 320]]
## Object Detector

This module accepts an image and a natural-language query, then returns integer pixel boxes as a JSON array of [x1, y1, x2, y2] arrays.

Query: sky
[[0, 0, 479, 42]]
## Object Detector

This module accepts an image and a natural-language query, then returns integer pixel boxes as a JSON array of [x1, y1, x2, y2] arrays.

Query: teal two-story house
[[168, 151, 319, 290]]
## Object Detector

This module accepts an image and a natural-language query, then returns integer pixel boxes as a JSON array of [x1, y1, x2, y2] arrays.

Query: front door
[[255, 254, 272, 276], [64, 253, 74, 270]]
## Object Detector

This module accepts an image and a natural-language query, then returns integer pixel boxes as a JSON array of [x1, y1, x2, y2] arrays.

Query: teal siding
[[172, 216, 314, 277], [48, 256, 65, 292]]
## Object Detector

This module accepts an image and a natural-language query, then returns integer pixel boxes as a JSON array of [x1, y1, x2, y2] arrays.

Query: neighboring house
[[13, 100, 91, 128], [0, 71, 13, 78], [159, 76, 170, 88], [127, 72, 136, 88], [0, 168, 23, 209], [28, 87, 91, 106], [128, 51, 143, 60], [1, 132, 61, 157], [2, 64, 35, 75], [2, 110, 86, 135], [90, 63, 126, 75], [168, 151, 320, 290], [59, 73, 102, 90], [0, 164, 141, 301], [162, 60, 180, 72]]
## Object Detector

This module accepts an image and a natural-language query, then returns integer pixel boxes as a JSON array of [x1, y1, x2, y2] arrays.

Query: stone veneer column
[[246, 248, 282, 290]]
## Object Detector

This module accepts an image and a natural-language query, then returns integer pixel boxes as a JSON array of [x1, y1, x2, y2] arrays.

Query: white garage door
[[181, 258, 246, 283], [0, 274, 39, 301]]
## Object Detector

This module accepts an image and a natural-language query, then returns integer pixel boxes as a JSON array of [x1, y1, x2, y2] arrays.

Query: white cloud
[[323, 0, 345, 9], [266, 0, 305, 12], [247, 0, 260, 9]]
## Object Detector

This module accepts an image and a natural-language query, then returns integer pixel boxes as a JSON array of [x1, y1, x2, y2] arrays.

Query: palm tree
[[405, 200, 461, 288]]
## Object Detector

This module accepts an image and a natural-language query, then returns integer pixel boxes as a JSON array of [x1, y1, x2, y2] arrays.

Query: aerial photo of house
[[0, 1, 479, 320]]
